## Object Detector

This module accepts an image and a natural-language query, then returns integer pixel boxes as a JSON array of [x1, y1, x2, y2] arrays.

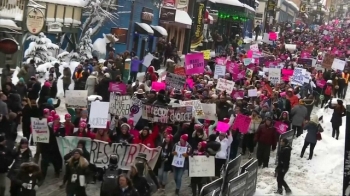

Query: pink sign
[[232, 70, 245, 81], [216, 121, 230, 132], [216, 57, 225, 65], [108, 82, 127, 94], [269, 32, 277, 41], [186, 78, 194, 88], [316, 80, 326, 88], [185, 53, 205, 75], [232, 114, 251, 134], [274, 121, 288, 134], [231, 90, 245, 99], [151, 82, 165, 92], [282, 69, 293, 76]]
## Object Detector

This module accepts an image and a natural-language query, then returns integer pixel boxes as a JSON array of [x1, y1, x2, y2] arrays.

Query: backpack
[[324, 85, 332, 96]]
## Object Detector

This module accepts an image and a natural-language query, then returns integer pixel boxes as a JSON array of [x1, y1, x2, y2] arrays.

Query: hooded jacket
[[276, 145, 292, 171], [15, 162, 43, 196], [134, 124, 159, 148], [63, 156, 89, 195], [291, 104, 308, 126], [146, 66, 158, 82]]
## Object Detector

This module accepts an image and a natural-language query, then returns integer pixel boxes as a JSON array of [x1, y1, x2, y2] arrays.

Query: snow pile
[[34, 0, 87, 7], [0, 7, 23, 21], [0, 19, 20, 29], [255, 102, 346, 195]]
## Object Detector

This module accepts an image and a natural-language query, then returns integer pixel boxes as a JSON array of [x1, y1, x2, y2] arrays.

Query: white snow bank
[[11, 66, 20, 85], [0, 19, 20, 29], [0, 7, 23, 21]]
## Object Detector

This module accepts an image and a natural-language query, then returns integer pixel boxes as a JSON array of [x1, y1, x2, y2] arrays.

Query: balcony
[[0, 0, 25, 21]]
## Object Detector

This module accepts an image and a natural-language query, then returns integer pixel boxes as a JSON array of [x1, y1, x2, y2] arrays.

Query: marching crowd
[[0, 20, 349, 196]]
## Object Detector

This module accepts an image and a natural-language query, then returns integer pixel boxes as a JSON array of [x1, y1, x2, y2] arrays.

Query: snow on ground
[[255, 96, 348, 195]]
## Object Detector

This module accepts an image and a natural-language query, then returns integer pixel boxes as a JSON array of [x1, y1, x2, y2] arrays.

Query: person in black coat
[[96, 74, 111, 102], [15, 162, 43, 196], [39, 98, 61, 117], [21, 98, 32, 140], [37, 82, 51, 106], [329, 98, 346, 140], [130, 164, 150, 196], [112, 174, 139, 196], [27, 77, 41, 102], [274, 138, 292, 195], [7, 138, 32, 196], [157, 134, 173, 190], [0, 134, 12, 196], [100, 154, 123, 196], [48, 74, 58, 99]]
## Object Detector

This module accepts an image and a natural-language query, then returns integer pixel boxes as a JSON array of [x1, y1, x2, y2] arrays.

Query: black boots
[[285, 187, 292, 194], [274, 189, 283, 195]]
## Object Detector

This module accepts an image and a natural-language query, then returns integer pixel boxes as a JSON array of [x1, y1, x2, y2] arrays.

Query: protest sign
[[303, 71, 311, 83], [185, 53, 205, 75], [130, 97, 143, 125], [108, 82, 127, 94], [228, 172, 248, 196], [109, 94, 131, 116], [240, 159, 258, 196], [275, 130, 294, 165], [89, 140, 161, 169], [243, 58, 252, 66], [248, 89, 257, 97], [180, 100, 203, 116], [189, 156, 215, 177], [31, 118, 49, 143], [197, 103, 216, 120], [172, 145, 188, 167], [232, 114, 251, 133], [291, 68, 306, 86], [169, 106, 192, 123], [199, 178, 223, 196], [274, 121, 288, 134], [216, 121, 230, 132], [268, 68, 281, 84], [56, 136, 92, 158], [231, 90, 245, 99], [232, 71, 245, 81], [269, 32, 277, 40], [332, 58, 346, 71], [250, 44, 259, 51], [165, 73, 186, 90], [65, 90, 88, 108], [142, 105, 169, 123], [285, 44, 296, 51], [214, 65, 226, 79], [89, 101, 109, 128], [142, 53, 154, 67], [174, 66, 186, 76], [151, 82, 166, 91], [322, 53, 335, 69], [216, 78, 235, 94], [202, 50, 210, 59], [316, 79, 326, 88], [297, 58, 313, 66]]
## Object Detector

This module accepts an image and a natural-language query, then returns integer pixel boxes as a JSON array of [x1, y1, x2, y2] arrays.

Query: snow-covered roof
[[150, 25, 168, 36], [0, 19, 21, 30], [284, 0, 299, 11], [34, 0, 87, 7], [0, 7, 24, 21], [175, 9, 192, 26], [244, 4, 255, 12], [216, 0, 244, 7], [135, 22, 154, 34]]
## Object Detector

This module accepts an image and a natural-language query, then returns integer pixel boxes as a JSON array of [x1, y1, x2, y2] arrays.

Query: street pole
[[126, 0, 135, 51]]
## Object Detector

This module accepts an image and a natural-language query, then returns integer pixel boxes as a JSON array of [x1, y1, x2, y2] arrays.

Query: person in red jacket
[[146, 66, 158, 82], [63, 114, 74, 136], [254, 117, 277, 168], [73, 122, 95, 139], [135, 123, 159, 148], [286, 88, 299, 108]]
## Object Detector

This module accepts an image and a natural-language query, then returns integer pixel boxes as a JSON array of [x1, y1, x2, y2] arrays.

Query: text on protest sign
[[89, 140, 161, 169], [130, 97, 143, 125], [216, 78, 235, 94], [196, 103, 216, 120], [180, 100, 204, 116], [189, 156, 215, 177], [268, 68, 281, 84], [65, 90, 88, 108], [56, 136, 92, 158], [142, 105, 169, 123], [214, 65, 226, 79], [109, 94, 131, 116], [165, 73, 186, 90], [89, 101, 109, 128], [172, 145, 188, 167], [31, 118, 50, 143], [185, 53, 205, 75], [291, 68, 305, 86], [168, 106, 193, 123]]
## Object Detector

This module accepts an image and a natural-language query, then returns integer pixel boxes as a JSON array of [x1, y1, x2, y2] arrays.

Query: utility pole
[[126, 0, 135, 51]]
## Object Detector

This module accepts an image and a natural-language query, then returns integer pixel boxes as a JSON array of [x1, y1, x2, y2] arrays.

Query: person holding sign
[[172, 134, 191, 196], [190, 141, 209, 196], [274, 138, 292, 194]]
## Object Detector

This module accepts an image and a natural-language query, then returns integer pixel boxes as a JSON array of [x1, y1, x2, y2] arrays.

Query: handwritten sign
[[174, 66, 186, 76], [268, 68, 281, 84], [216, 78, 235, 94], [322, 53, 335, 69], [109, 94, 131, 116], [180, 100, 203, 116], [142, 105, 169, 123], [31, 118, 49, 143], [197, 103, 216, 120], [165, 73, 186, 90], [169, 106, 192, 123], [89, 101, 109, 128], [274, 121, 288, 134], [172, 145, 188, 168], [291, 67, 305, 86], [65, 90, 88, 108], [332, 58, 346, 71], [214, 65, 226, 79], [243, 58, 252, 66], [232, 114, 251, 134], [189, 156, 215, 177]]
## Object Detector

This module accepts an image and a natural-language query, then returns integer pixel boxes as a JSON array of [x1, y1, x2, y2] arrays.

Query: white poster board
[[332, 58, 346, 71], [248, 89, 258, 97], [291, 68, 306, 86], [189, 156, 215, 177], [268, 68, 281, 84], [65, 90, 88, 108], [216, 78, 235, 94], [89, 101, 110, 128], [197, 103, 216, 120], [172, 145, 188, 168], [214, 65, 226, 79], [285, 44, 296, 51], [109, 93, 131, 116], [31, 118, 50, 143]]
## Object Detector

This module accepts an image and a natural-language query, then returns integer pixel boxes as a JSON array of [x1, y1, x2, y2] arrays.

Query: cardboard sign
[[31, 118, 49, 143], [165, 73, 186, 90], [189, 156, 215, 177], [322, 53, 335, 69], [109, 94, 131, 116], [216, 78, 235, 94], [65, 90, 88, 108]]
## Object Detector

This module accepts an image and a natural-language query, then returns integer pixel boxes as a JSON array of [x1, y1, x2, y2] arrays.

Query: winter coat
[[38, 85, 50, 105], [134, 124, 160, 148], [112, 186, 139, 196], [37, 122, 61, 158], [49, 80, 58, 98], [248, 115, 262, 134], [17, 68, 30, 83], [255, 124, 277, 148], [63, 157, 89, 196], [291, 105, 308, 126], [206, 134, 221, 156], [27, 64, 37, 78], [110, 132, 134, 144], [172, 141, 192, 169], [191, 131, 207, 150], [85, 75, 98, 96], [27, 82, 41, 101], [72, 130, 95, 139], [276, 145, 291, 171], [62, 68, 72, 85], [287, 94, 299, 108], [215, 134, 233, 159], [15, 83, 27, 100], [131, 174, 150, 196], [158, 142, 173, 172], [15, 162, 43, 196], [0, 144, 12, 173], [329, 101, 346, 127], [96, 78, 111, 102], [304, 122, 319, 144], [7, 148, 32, 181], [277, 98, 291, 113]]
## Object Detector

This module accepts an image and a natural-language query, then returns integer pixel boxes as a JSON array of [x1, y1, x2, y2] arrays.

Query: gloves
[[34, 185, 39, 190], [22, 183, 28, 188]]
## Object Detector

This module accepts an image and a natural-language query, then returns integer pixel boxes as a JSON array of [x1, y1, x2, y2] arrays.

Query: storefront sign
[[177, 0, 188, 8], [141, 7, 154, 24], [190, 2, 205, 49], [163, 0, 175, 7], [26, 8, 45, 34], [0, 38, 19, 54], [111, 27, 128, 44], [160, 7, 176, 22]]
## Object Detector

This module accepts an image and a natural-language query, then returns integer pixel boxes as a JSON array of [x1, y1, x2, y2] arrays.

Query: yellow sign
[[202, 50, 210, 60], [330, 5, 335, 12], [300, 4, 306, 13]]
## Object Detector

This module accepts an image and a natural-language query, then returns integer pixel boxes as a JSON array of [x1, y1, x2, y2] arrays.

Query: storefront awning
[[134, 22, 154, 35], [175, 10, 192, 26], [216, 0, 244, 7], [150, 25, 168, 37]]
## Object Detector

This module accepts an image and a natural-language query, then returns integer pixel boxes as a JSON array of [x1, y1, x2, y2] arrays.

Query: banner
[[275, 130, 294, 165], [130, 97, 143, 126], [65, 90, 88, 108], [89, 101, 109, 128], [222, 155, 242, 194], [274, 121, 288, 134], [291, 67, 305, 86], [185, 53, 205, 75], [228, 172, 248, 196], [142, 105, 169, 123], [240, 159, 258, 196], [31, 118, 49, 143], [190, 2, 205, 49], [199, 177, 223, 196], [232, 114, 252, 134], [108, 82, 127, 94], [197, 103, 216, 120], [56, 136, 161, 169], [109, 94, 131, 116], [189, 156, 215, 177], [165, 73, 186, 90], [169, 106, 193, 123], [216, 78, 235, 94]]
